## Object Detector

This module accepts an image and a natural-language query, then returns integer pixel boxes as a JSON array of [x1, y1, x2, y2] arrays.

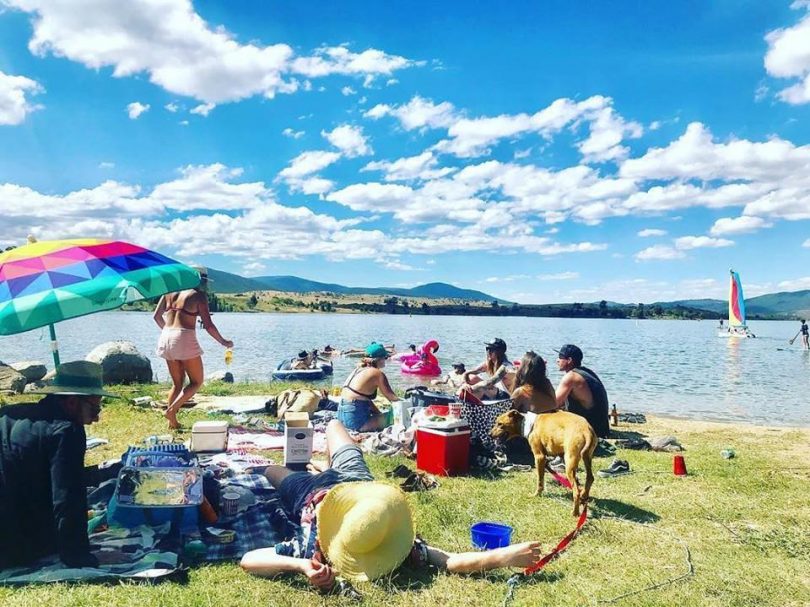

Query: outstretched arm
[[426, 541, 543, 574], [241, 549, 335, 591], [198, 295, 233, 348]]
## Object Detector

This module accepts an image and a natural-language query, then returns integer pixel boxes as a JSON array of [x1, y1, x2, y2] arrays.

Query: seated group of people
[[337, 337, 611, 440], [0, 360, 545, 590], [290, 349, 328, 370]]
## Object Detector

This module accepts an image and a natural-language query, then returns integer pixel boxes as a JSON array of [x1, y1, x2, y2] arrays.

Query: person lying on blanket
[[241, 419, 543, 588]]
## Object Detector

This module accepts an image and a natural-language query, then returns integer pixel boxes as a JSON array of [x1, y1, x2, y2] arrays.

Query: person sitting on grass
[[0, 361, 121, 569], [337, 343, 400, 431], [458, 338, 516, 401], [431, 362, 468, 392], [240, 419, 544, 589], [511, 351, 559, 414]]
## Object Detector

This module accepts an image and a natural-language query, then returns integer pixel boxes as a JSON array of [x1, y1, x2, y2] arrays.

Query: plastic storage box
[[191, 420, 229, 452], [416, 420, 471, 476]]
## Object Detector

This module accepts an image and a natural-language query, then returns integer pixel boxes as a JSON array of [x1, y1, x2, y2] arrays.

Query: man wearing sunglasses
[[0, 361, 120, 568]]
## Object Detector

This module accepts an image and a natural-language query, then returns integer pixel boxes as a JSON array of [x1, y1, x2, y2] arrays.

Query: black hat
[[484, 338, 507, 351], [556, 344, 583, 364], [452, 362, 466, 371], [297, 350, 309, 359]]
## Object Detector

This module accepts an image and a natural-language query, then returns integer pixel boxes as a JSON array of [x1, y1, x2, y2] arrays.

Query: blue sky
[[1, 0, 809, 303]]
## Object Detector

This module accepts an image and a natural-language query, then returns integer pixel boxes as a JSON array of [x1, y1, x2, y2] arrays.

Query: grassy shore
[[1, 382, 808, 607]]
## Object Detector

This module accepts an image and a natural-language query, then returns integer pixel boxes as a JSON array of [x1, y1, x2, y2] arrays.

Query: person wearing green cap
[[0, 361, 121, 568], [337, 342, 401, 431]]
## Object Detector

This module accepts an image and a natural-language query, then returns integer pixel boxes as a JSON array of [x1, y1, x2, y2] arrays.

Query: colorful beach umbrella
[[0, 238, 200, 366]]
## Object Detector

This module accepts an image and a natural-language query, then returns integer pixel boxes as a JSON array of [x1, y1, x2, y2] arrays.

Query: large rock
[[85, 341, 153, 384], [0, 364, 28, 394], [207, 370, 234, 383], [10, 361, 48, 383]]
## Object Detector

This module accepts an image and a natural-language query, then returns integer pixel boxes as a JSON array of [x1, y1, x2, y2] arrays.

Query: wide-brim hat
[[192, 265, 213, 282], [32, 360, 119, 398], [317, 482, 415, 581]]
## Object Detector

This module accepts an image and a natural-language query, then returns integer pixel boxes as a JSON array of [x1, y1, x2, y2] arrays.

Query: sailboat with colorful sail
[[719, 269, 753, 338]]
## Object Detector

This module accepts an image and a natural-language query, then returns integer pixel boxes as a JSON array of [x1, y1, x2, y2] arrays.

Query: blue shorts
[[277, 444, 373, 521], [337, 398, 375, 431]]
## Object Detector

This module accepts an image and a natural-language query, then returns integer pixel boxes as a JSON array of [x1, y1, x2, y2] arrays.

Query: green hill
[[206, 269, 267, 293], [747, 290, 810, 316]]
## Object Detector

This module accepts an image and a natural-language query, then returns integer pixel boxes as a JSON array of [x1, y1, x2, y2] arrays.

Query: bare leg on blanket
[[264, 419, 357, 486]]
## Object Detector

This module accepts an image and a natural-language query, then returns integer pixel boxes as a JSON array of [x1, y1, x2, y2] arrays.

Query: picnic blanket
[[204, 474, 298, 562], [227, 427, 328, 453], [0, 523, 181, 586], [195, 395, 269, 414], [460, 400, 512, 452]]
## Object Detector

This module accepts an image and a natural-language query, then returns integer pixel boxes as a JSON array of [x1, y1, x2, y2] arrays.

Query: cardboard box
[[284, 412, 310, 427], [283, 423, 314, 466]]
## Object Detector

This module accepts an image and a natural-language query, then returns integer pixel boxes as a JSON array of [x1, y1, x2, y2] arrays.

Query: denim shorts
[[337, 398, 374, 431], [277, 444, 373, 521]]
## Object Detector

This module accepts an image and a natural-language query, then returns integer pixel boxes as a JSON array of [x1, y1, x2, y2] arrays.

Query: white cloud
[[282, 127, 305, 139], [674, 235, 734, 250], [147, 164, 267, 211], [777, 276, 810, 291], [364, 95, 457, 131], [577, 105, 643, 162], [803, 239, 810, 248], [4, 1, 421, 104], [321, 124, 372, 157], [341, 86, 356, 96], [362, 152, 454, 182], [278, 150, 342, 180], [98, 161, 115, 169], [190, 102, 215, 116], [164, 102, 179, 113], [537, 271, 579, 281], [709, 216, 772, 236], [635, 245, 686, 261], [385, 78, 398, 86], [638, 228, 667, 237], [0, 70, 43, 125], [383, 260, 420, 271], [764, 4, 810, 104], [126, 101, 150, 119]]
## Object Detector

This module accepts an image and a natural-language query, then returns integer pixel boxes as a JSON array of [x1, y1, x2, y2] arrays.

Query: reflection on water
[[1, 313, 807, 426]]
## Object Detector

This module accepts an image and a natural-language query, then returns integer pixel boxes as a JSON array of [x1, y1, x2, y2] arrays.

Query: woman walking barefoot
[[153, 267, 233, 430]]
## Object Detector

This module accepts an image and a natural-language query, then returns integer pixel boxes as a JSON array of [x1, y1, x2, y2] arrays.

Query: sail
[[728, 270, 746, 328]]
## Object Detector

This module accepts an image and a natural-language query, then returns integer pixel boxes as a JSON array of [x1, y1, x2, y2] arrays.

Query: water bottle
[[392, 402, 402, 426], [224, 348, 233, 366]]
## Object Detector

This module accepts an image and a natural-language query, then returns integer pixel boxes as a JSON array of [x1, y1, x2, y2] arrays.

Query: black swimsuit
[[343, 368, 377, 399]]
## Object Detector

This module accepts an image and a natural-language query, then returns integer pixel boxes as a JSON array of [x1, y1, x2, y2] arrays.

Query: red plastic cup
[[673, 454, 687, 476]]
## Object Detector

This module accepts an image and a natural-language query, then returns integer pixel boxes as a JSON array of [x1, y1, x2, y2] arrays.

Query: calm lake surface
[[2, 313, 807, 427]]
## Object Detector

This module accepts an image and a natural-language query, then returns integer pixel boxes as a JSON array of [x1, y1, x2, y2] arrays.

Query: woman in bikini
[[337, 343, 401, 432], [153, 266, 233, 429], [459, 338, 516, 401]]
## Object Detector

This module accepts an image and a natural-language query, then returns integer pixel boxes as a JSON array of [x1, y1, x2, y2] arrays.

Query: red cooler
[[416, 420, 471, 476]]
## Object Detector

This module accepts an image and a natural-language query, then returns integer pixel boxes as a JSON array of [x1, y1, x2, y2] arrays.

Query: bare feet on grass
[[164, 409, 181, 430]]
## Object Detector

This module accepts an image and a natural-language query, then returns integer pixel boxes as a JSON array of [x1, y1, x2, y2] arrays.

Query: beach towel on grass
[[0, 523, 182, 586], [204, 474, 298, 562], [227, 427, 328, 453]]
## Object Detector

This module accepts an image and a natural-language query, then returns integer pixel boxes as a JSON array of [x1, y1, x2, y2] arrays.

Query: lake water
[[1, 312, 807, 427]]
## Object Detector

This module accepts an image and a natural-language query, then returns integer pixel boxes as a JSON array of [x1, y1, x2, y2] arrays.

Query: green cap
[[365, 343, 390, 359]]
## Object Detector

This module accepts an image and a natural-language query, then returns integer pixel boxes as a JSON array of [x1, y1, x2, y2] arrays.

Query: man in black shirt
[[0, 361, 118, 569], [554, 344, 610, 439]]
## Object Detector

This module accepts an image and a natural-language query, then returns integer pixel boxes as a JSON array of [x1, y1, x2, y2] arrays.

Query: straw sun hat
[[317, 482, 415, 581]]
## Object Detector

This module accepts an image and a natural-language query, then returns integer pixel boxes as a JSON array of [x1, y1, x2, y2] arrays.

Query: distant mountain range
[[207, 268, 810, 316], [207, 269, 505, 302]]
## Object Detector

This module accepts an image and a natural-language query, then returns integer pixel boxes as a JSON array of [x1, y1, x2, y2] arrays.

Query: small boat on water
[[272, 359, 334, 381], [718, 269, 755, 339]]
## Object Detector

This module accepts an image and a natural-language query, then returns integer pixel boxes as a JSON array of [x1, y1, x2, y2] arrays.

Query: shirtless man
[[554, 344, 610, 438]]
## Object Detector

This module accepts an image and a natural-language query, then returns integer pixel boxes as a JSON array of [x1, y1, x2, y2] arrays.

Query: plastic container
[[471, 522, 513, 550], [416, 421, 470, 476], [191, 420, 229, 452], [673, 454, 688, 476]]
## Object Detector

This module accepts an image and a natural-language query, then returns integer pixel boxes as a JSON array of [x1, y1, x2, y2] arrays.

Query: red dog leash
[[545, 462, 573, 489]]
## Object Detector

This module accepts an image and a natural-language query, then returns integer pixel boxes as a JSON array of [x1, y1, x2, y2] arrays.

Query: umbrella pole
[[48, 323, 61, 368]]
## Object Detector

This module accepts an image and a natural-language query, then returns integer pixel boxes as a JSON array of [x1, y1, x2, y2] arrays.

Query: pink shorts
[[157, 328, 203, 361]]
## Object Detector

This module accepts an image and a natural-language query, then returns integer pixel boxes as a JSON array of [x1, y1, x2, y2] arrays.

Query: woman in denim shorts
[[336, 342, 401, 432]]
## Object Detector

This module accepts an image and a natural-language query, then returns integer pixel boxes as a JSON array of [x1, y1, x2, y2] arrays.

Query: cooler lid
[[419, 419, 470, 432], [192, 420, 229, 433]]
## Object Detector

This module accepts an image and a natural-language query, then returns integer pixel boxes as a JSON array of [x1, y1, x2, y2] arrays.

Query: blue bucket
[[471, 522, 513, 550]]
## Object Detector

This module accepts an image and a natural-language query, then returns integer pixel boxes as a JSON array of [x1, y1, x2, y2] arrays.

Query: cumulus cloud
[[674, 235, 734, 250], [537, 272, 579, 280], [638, 228, 667, 237], [321, 124, 372, 157], [803, 239, 810, 248], [362, 152, 454, 182], [276, 150, 341, 193], [126, 101, 150, 119], [3, 0, 421, 104], [364, 95, 457, 131], [341, 86, 356, 96], [282, 127, 305, 139], [764, 3, 810, 104], [635, 245, 686, 261], [0, 70, 43, 125], [190, 102, 215, 116], [709, 216, 772, 236]]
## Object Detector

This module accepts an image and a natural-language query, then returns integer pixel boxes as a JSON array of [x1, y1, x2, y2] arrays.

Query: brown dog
[[491, 409, 596, 515]]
